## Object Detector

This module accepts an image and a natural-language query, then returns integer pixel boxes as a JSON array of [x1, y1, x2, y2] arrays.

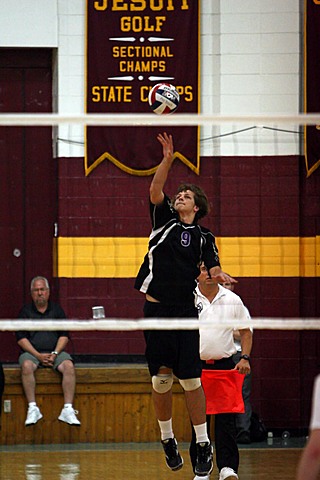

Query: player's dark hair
[[174, 183, 210, 220]]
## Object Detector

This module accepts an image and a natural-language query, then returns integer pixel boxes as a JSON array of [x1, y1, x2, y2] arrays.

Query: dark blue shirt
[[16, 301, 69, 353]]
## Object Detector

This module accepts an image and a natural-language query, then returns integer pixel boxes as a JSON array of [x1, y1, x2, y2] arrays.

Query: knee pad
[[178, 378, 201, 392], [152, 373, 173, 394]]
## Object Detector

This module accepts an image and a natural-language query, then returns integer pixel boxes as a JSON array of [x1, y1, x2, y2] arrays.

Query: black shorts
[[143, 301, 202, 380]]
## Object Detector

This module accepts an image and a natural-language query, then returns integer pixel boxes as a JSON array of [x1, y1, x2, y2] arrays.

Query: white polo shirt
[[234, 306, 252, 352], [310, 374, 320, 430], [195, 284, 251, 361]]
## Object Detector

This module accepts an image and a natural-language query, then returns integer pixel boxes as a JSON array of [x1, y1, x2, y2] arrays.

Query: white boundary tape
[[0, 318, 319, 331], [0, 113, 320, 126]]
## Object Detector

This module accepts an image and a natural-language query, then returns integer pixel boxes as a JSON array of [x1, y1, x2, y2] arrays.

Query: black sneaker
[[161, 437, 184, 471], [194, 441, 213, 476]]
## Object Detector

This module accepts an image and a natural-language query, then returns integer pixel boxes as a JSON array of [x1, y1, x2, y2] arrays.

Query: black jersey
[[16, 301, 69, 353], [134, 194, 220, 305]]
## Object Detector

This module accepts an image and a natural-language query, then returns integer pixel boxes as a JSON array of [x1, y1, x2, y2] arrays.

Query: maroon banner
[[304, 0, 320, 177], [85, 0, 200, 176]]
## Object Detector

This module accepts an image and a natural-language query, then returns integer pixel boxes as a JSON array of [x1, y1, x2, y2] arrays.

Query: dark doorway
[[0, 48, 56, 362]]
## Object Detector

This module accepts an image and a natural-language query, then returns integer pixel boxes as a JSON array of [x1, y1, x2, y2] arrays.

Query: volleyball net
[[0, 111, 319, 335]]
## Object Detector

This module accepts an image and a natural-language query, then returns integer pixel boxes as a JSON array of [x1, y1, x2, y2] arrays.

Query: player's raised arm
[[149, 132, 174, 205]]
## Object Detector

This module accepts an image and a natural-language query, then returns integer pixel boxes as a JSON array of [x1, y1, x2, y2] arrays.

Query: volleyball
[[148, 83, 180, 115]]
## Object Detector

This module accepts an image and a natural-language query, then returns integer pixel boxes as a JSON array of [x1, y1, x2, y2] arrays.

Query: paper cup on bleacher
[[92, 306, 105, 319]]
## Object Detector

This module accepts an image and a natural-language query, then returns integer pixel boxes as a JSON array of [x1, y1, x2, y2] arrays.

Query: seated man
[[16, 276, 80, 426]]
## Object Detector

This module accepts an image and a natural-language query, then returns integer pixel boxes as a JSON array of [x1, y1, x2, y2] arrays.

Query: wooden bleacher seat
[[0, 365, 190, 445]]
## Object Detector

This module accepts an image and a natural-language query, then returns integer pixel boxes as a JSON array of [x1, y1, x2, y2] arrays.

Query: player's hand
[[211, 272, 238, 284], [157, 132, 173, 162]]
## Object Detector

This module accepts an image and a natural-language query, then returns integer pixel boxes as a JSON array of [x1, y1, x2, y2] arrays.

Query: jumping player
[[135, 132, 236, 476]]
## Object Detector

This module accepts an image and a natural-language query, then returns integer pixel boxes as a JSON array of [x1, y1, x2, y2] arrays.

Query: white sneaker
[[193, 476, 209, 480], [25, 463, 42, 480], [59, 463, 80, 480], [58, 407, 81, 425], [219, 467, 239, 480], [25, 405, 43, 426]]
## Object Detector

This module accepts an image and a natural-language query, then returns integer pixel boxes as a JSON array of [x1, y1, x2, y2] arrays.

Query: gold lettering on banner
[[91, 84, 193, 103], [94, 0, 189, 12], [139, 85, 193, 102], [93, 0, 106, 10], [112, 45, 174, 57], [120, 60, 166, 72], [121, 15, 166, 31], [92, 85, 132, 102], [112, 44, 174, 74], [313, 0, 320, 4]]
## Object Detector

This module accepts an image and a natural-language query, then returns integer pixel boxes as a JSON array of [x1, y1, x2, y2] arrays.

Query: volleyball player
[[134, 132, 236, 476]]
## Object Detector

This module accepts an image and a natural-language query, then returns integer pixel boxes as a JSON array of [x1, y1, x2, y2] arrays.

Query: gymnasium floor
[[0, 437, 307, 479]]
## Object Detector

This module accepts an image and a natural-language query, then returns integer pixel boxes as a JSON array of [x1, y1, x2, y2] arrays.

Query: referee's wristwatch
[[51, 351, 59, 355], [240, 354, 251, 363]]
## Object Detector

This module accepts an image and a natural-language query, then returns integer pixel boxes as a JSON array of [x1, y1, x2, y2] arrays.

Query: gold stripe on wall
[[57, 236, 319, 278]]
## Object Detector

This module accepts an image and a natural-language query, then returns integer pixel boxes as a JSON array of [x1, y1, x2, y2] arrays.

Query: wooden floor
[[0, 443, 303, 480]]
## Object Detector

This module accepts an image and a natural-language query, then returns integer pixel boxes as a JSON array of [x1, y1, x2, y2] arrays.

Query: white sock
[[194, 422, 209, 444], [158, 419, 174, 441], [64, 403, 72, 409], [28, 402, 37, 407]]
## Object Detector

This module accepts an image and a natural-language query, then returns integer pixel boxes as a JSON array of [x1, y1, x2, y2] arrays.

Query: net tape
[[0, 318, 319, 331], [1, 113, 320, 126]]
